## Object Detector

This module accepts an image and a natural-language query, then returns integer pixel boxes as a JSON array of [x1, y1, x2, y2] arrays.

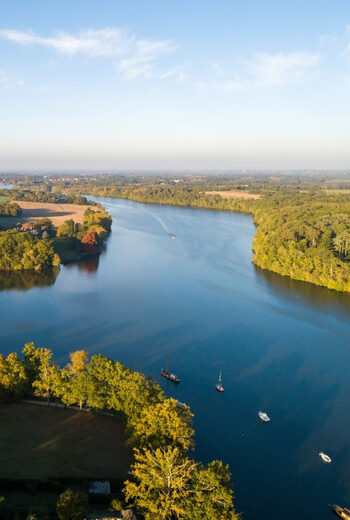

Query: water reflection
[[64, 255, 100, 275], [78, 256, 100, 274], [0, 268, 59, 291], [255, 265, 350, 318]]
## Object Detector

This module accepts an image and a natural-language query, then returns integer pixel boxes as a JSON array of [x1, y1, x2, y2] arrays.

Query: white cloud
[[213, 51, 320, 91], [0, 27, 180, 80]]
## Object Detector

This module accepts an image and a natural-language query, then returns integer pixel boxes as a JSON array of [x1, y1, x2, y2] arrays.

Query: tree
[[68, 350, 89, 375], [132, 398, 194, 450], [124, 446, 197, 520], [57, 219, 76, 238], [81, 228, 99, 254], [60, 370, 93, 410], [0, 352, 27, 401], [56, 489, 88, 520], [31, 347, 61, 403], [183, 460, 238, 520]]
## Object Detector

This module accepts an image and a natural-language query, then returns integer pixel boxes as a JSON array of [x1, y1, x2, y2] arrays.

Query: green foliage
[[132, 398, 194, 450], [110, 498, 123, 511], [33, 218, 55, 237], [83, 207, 112, 232], [0, 201, 22, 217], [57, 219, 77, 238], [0, 352, 27, 401], [124, 448, 237, 520], [124, 446, 197, 520], [56, 489, 88, 520], [184, 460, 239, 520], [0, 230, 60, 271]]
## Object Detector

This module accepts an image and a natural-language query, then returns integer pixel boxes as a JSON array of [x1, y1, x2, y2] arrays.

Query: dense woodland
[[33, 172, 350, 292], [0, 344, 238, 520]]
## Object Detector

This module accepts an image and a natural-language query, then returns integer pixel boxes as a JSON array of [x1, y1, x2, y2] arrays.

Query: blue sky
[[0, 0, 350, 170]]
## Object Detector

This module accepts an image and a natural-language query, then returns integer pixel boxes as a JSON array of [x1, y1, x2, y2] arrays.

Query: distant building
[[88, 481, 111, 495]]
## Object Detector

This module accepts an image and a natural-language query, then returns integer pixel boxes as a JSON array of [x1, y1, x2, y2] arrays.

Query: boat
[[319, 451, 332, 463], [215, 372, 224, 392], [258, 411, 270, 422], [171, 234, 176, 239], [333, 505, 350, 519], [161, 368, 180, 383]]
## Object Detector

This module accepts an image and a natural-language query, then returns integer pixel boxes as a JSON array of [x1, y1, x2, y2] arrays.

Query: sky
[[0, 0, 350, 171]]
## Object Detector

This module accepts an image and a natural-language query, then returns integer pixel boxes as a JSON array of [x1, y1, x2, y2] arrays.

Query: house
[[88, 481, 111, 495]]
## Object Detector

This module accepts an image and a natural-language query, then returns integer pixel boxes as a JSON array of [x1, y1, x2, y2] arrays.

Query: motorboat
[[258, 411, 270, 422], [215, 371, 224, 392], [319, 451, 332, 463], [161, 368, 180, 383], [333, 505, 350, 519], [171, 234, 176, 239]]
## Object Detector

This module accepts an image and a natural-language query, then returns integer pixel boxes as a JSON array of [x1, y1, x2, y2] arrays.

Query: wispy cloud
[[0, 27, 184, 81], [0, 69, 23, 88], [212, 51, 320, 91]]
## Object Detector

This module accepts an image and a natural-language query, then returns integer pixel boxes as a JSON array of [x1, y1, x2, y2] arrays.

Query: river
[[1, 196, 350, 520]]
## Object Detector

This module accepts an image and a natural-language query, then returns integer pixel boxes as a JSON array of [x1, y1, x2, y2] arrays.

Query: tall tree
[[132, 398, 194, 450], [124, 446, 197, 520], [183, 460, 238, 520]]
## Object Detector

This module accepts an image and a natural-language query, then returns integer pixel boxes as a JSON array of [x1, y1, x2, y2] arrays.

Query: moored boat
[[161, 368, 180, 383], [319, 451, 332, 463], [332, 505, 350, 519], [215, 371, 224, 392], [258, 411, 270, 422]]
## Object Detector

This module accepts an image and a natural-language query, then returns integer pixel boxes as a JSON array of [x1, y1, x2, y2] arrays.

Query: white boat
[[258, 411, 270, 422], [319, 451, 332, 463], [171, 234, 176, 239], [215, 371, 224, 392]]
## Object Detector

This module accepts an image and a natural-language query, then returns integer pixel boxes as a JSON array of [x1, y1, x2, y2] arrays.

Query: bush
[[56, 489, 88, 520]]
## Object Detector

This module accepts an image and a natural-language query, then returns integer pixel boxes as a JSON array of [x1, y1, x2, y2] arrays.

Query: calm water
[[1, 197, 350, 520]]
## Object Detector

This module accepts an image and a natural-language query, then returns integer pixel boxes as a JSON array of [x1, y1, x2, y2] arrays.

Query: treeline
[[0, 344, 239, 520], [0, 202, 22, 217], [0, 188, 97, 206], [0, 230, 60, 271]]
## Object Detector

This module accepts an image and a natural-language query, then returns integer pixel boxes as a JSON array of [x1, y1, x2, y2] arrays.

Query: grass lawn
[[0, 403, 133, 479]]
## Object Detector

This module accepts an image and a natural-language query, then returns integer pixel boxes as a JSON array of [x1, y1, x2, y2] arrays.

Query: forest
[[0, 344, 238, 520]]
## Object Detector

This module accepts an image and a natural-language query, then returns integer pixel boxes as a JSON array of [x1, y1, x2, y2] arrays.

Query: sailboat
[[215, 372, 224, 392], [161, 356, 180, 383]]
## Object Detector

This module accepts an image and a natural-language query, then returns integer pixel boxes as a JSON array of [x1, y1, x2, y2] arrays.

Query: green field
[[0, 403, 132, 479]]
